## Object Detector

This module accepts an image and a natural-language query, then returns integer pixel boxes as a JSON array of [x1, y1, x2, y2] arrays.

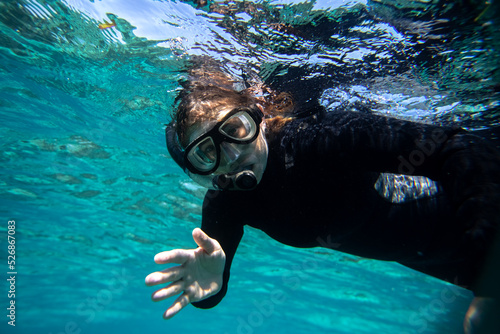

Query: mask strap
[[165, 122, 186, 172]]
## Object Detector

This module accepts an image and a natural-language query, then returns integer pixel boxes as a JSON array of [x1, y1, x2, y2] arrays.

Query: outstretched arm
[[145, 189, 244, 317], [191, 190, 245, 309], [145, 228, 226, 319]]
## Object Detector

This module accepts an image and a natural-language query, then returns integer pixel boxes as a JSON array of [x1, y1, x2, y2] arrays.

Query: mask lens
[[186, 137, 218, 173], [219, 112, 256, 141]]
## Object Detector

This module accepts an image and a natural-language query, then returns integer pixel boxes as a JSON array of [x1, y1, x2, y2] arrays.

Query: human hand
[[145, 228, 226, 319]]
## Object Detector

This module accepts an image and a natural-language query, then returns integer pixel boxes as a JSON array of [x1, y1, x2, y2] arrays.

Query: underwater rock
[[7, 188, 37, 198], [146, 217, 163, 225], [159, 192, 202, 223], [59, 234, 93, 246], [65, 136, 110, 159], [124, 176, 160, 185], [180, 181, 207, 200], [72, 190, 102, 198], [28, 136, 110, 159], [120, 95, 161, 111], [28, 138, 61, 152], [102, 178, 118, 185], [128, 198, 158, 216], [125, 177, 146, 183], [80, 173, 98, 180], [14, 175, 52, 185], [124, 232, 154, 244], [50, 173, 83, 184]]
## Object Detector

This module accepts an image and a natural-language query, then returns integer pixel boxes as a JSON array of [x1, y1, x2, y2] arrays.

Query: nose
[[220, 142, 244, 165]]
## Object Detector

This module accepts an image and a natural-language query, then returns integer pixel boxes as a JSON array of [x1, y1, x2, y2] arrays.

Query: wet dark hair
[[173, 57, 296, 147]]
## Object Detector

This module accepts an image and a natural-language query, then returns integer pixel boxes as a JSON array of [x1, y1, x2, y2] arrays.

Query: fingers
[[164, 293, 191, 320], [154, 249, 192, 265], [145, 266, 184, 287], [192, 228, 220, 254], [151, 280, 185, 302]]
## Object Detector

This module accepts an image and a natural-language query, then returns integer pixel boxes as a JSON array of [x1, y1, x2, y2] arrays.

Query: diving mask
[[166, 106, 266, 191]]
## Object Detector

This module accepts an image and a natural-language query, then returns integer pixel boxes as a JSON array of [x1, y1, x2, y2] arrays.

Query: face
[[184, 108, 268, 190]]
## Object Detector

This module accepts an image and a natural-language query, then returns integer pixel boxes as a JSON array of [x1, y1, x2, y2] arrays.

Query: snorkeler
[[145, 58, 500, 333]]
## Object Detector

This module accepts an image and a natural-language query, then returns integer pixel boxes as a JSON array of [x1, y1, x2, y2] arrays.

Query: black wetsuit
[[192, 110, 500, 309]]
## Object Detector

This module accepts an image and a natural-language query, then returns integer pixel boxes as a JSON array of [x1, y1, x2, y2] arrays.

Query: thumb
[[192, 228, 219, 254]]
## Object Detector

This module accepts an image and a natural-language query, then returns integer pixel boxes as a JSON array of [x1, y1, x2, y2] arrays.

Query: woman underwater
[[145, 58, 500, 333]]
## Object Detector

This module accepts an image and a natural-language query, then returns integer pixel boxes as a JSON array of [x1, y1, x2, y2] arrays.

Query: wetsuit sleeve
[[191, 190, 244, 309]]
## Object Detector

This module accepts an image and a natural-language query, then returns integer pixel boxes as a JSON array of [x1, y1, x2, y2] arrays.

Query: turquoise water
[[1, 0, 498, 333]]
